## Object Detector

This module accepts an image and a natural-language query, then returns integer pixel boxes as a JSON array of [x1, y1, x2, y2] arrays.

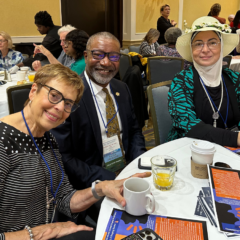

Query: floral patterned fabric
[[156, 45, 191, 70]]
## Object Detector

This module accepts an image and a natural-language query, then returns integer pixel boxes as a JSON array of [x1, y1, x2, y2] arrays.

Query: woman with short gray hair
[[157, 27, 191, 69]]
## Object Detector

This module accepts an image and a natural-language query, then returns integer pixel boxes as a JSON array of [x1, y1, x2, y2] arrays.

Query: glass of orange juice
[[151, 155, 177, 191], [28, 71, 36, 82]]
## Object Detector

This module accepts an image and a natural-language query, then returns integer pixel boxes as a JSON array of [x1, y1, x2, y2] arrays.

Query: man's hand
[[9, 65, 19, 73], [33, 44, 50, 57], [96, 172, 151, 207], [32, 60, 42, 71]]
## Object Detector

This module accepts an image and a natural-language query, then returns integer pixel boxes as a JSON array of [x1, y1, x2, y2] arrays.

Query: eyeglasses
[[87, 50, 121, 62], [191, 40, 221, 51], [40, 83, 79, 113], [63, 40, 71, 47], [0, 40, 7, 44]]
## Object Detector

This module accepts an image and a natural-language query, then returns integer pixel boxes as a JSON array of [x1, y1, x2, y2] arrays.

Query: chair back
[[119, 53, 132, 80], [129, 45, 140, 54], [148, 56, 184, 84], [223, 55, 232, 68], [147, 80, 172, 145], [120, 49, 129, 54], [7, 83, 33, 114]]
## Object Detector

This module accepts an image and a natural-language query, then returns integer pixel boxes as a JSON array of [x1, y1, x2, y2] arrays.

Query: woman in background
[[230, 10, 240, 33], [157, 4, 177, 44], [210, 3, 226, 24], [157, 27, 191, 69], [139, 28, 160, 56], [0, 31, 24, 72], [33, 29, 88, 75]]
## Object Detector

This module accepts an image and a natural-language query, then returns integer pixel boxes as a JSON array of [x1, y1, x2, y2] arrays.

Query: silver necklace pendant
[[213, 119, 217, 128], [212, 112, 219, 120]]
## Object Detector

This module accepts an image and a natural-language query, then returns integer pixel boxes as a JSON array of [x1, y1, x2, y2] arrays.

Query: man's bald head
[[86, 32, 120, 50]]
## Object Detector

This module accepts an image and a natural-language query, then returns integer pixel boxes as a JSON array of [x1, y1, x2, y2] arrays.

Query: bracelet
[[25, 225, 34, 240], [91, 180, 102, 199]]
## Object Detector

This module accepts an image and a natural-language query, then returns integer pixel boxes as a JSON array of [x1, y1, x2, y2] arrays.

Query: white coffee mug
[[16, 71, 26, 81], [124, 177, 155, 216]]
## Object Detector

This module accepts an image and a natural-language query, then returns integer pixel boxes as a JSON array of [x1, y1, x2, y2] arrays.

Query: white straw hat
[[176, 16, 239, 62]]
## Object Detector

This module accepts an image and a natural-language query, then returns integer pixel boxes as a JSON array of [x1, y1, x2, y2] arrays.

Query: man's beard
[[87, 65, 117, 85]]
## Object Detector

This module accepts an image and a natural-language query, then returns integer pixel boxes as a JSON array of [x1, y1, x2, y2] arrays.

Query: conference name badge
[[103, 135, 125, 172]]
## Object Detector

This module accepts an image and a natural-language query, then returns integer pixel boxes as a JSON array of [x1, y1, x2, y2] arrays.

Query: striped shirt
[[0, 121, 77, 240], [139, 41, 160, 55]]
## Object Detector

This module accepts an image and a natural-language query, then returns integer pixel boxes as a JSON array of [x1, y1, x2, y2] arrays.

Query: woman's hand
[[5, 222, 93, 240], [32, 60, 42, 71], [171, 20, 177, 26], [33, 44, 50, 57], [96, 172, 151, 207], [32, 222, 93, 240]]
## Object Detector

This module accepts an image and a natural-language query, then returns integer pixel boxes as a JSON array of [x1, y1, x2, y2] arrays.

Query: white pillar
[[178, 0, 184, 30]]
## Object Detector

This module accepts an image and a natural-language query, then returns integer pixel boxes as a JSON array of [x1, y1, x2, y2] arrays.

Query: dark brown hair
[[160, 4, 170, 13]]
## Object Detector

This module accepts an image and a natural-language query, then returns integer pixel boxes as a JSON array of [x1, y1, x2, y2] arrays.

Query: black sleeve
[[157, 17, 173, 32], [186, 121, 238, 147]]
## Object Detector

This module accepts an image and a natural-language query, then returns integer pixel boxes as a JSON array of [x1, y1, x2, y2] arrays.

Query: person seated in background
[[33, 30, 88, 75], [0, 31, 24, 70], [0, 63, 150, 240], [33, 24, 76, 71], [157, 27, 191, 69], [167, 16, 240, 148], [10, 11, 62, 73], [210, 3, 226, 24], [139, 28, 160, 56], [157, 4, 177, 44], [228, 14, 235, 25], [230, 10, 240, 33]]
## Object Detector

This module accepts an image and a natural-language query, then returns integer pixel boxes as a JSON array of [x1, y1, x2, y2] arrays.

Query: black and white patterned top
[[0, 121, 77, 240]]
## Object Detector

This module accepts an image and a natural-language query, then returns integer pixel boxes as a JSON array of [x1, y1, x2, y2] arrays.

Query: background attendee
[[139, 28, 160, 56], [168, 16, 240, 147], [228, 14, 235, 24], [13, 11, 62, 72], [0, 31, 23, 71], [230, 10, 240, 33], [0, 63, 150, 240], [33, 24, 76, 71], [210, 3, 226, 24], [33, 30, 89, 75], [157, 4, 177, 44], [157, 27, 191, 69]]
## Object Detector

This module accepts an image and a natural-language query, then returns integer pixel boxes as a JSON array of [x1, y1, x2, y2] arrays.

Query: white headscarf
[[190, 31, 223, 87]]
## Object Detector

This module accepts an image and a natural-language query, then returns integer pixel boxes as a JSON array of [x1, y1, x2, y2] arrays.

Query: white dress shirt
[[84, 71, 123, 146]]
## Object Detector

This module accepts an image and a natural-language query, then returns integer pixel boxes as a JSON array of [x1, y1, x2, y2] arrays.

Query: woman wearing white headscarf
[[167, 16, 240, 147]]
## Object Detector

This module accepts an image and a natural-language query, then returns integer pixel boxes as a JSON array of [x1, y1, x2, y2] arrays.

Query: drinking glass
[[151, 155, 177, 191]]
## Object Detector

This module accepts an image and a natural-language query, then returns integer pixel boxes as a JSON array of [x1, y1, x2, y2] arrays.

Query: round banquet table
[[0, 74, 18, 118], [96, 137, 240, 240]]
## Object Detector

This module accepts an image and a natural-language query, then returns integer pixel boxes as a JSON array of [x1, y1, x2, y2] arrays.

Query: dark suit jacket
[[51, 73, 146, 190]]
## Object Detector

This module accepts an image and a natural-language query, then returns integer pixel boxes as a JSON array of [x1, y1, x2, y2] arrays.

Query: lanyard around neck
[[89, 79, 119, 134], [21, 110, 64, 202], [199, 75, 229, 129]]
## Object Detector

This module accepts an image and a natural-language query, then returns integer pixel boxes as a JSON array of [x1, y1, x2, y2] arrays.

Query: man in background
[[9, 11, 62, 72], [32, 24, 76, 71], [228, 14, 235, 24]]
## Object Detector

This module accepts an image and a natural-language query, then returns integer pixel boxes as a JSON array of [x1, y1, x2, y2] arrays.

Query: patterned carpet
[[142, 116, 156, 150]]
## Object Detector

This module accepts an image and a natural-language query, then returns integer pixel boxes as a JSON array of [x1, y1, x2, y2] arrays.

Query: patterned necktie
[[102, 88, 126, 173]]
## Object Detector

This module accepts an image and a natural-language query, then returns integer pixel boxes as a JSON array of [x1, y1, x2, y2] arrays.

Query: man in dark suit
[[51, 32, 146, 191]]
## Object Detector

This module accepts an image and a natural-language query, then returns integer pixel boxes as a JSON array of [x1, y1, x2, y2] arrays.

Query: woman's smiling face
[[191, 31, 221, 66]]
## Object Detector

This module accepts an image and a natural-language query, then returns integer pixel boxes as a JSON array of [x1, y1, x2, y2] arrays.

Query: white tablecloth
[[96, 137, 240, 240], [230, 58, 240, 72], [0, 74, 18, 118]]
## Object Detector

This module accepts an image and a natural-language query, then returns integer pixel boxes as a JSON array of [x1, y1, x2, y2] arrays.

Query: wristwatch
[[91, 180, 102, 199]]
